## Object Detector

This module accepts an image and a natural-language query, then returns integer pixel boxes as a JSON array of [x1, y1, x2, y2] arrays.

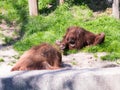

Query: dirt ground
[[0, 44, 119, 74]]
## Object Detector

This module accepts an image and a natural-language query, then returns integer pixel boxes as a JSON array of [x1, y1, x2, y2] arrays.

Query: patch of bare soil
[[62, 52, 119, 69], [0, 45, 18, 73], [0, 20, 20, 73]]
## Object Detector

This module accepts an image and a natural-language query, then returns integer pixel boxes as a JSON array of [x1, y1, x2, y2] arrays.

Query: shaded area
[[39, 0, 58, 15], [38, 0, 113, 15], [66, 0, 113, 11]]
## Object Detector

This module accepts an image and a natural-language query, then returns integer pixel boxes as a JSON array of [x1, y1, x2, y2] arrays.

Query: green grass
[[0, 58, 4, 62], [14, 4, 94, 51], [0, 0, 28, 23], [0, 1, 120, 61]]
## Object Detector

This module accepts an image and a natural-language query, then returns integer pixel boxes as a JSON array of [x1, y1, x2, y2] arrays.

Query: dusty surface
[[0, 42, 119, 74], [0, 45, 18, 73], [62, 52, 119, 68], [0, 20, 119, 74], [0, 20, 19, 73]]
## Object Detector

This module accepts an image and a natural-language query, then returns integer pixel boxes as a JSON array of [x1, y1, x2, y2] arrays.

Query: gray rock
[[0, 67, 120, 90]]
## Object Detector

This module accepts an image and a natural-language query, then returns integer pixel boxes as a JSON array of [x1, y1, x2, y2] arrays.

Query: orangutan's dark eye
[[67, 38, 69, 41]]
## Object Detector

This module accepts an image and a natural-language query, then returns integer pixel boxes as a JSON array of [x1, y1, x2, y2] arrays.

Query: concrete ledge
[[0, 67, 120, 90]]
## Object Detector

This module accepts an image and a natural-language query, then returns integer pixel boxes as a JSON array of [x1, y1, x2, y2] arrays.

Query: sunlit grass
[[0, 1, 120, 60]]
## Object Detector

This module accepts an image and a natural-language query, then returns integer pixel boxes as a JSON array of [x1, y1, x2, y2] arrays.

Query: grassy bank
[[0, 0, 120, 61]]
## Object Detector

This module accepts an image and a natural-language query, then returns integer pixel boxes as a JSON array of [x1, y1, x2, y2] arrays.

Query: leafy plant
[[0, 58, 4, 62], [4, 36, 14, 44]]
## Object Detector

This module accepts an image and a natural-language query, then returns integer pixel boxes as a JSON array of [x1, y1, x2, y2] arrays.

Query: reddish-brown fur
[[56, 26, 105, 50], [11, 43, 62, 71]]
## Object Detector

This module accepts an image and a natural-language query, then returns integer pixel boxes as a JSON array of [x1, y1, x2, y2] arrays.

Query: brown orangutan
[[56, 26, 105, 50], [11, 43, 62, 71]]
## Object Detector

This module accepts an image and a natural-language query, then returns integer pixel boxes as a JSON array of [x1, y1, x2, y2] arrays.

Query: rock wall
[[0, 67, 120, 90]]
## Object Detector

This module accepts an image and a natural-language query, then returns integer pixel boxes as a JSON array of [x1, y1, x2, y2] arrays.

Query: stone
[[0, 67, 120, 90]]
